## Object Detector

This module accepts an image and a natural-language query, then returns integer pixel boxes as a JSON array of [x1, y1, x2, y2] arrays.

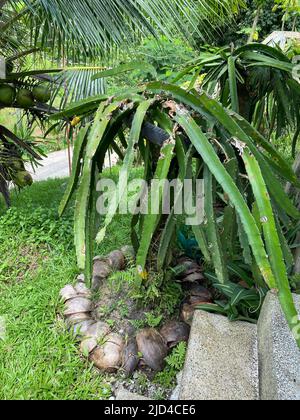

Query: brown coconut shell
[[188, 285, 213, 302], [92, 258, 112, 290], [107, 250, 126, 271], [177, 257, 200, 272], [60, 285, 78, 302], [136, 328, 168, 372], [121, 245, 135, 260], [80, 322, 111, 356], [180, 303, 195, 325], [64, 297, 93, 316], [122, 338, 139, 377], [72, 320, 95, 337], [182, 266, 202, 276], [74, 282, 92, 298], [160, 321, 190, 348], [66, 312, 93, 326], [90, 333, 124, 373]]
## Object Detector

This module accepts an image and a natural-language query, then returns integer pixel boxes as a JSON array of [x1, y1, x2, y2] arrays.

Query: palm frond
[[11, 0, 245, 59], [50, 67, 106, 110]]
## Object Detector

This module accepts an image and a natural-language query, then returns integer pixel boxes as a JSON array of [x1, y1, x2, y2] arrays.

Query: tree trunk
[[238, 83, 253, 121], [292, 15, 298, 32], [285, 153, 300, 197], [0, 172, 10, 208], [248, 6, 262, 44]]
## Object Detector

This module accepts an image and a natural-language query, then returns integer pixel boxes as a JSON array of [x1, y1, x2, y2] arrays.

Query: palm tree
[[2, 1, 245, 59]]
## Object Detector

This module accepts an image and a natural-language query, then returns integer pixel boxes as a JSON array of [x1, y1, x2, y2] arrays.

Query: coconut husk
[[182, 272, 205, 283], [160, 321, 190, 348], [80, 337, 98, 355], [107, 250, 126, 271], [80, 322, 111, 356], [136, 328, 168, 372], [72, 320, 95, 337], [189, 295, 212, 307], [89, 333, 124, 373], [176, 257, 204, 283], [60, 285, 78, 302], [122, 338, 139, 377], [64, 297, 93, 316], [74, 282, 92, 298], [180, 303, 195, 325], [188, 284, 213, 302], [66, 312, 93, 326], [92, 258, 112, 290], [77, 274, 85, 284], [84, 321, 110, 340], [120, 245, 135, 260]]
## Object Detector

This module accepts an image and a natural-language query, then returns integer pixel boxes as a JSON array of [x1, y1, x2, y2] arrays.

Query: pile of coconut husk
[[60, 248, 213, 377]]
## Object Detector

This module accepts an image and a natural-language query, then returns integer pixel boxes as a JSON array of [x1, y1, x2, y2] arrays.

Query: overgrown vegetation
[[154, 342, 187, 389], [1, 0, 300, 400], [55, 68, 300, 346], [216, 0, 299, 45]]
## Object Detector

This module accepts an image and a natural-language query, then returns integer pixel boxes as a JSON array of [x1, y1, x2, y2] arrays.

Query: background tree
[[214, 0, 299, 46]]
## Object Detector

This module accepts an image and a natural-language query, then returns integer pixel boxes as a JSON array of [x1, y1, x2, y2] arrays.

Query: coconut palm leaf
[[5, 0, 245, 59], [50, 67, 106, 110]]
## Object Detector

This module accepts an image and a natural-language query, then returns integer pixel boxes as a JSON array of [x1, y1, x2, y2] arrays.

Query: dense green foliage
[[215, 0, 299, 46], [54, 67, 300, 345]]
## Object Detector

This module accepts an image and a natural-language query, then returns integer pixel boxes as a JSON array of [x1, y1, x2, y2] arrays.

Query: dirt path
[[26, 149, 118, 182]]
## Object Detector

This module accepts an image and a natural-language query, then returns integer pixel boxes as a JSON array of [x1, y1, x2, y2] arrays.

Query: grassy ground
[[0, 169, 133, 400]]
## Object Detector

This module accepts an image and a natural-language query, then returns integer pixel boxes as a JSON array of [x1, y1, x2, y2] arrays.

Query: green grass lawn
[[0, 170, 133, 400]]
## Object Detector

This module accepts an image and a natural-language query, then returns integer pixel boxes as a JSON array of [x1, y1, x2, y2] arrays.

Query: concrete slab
[[179, 310, 259, 400], [258, 291, 300, 400]]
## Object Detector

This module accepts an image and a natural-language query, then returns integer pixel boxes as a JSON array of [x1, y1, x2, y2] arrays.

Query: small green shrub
[[154, 342, 187, 389]]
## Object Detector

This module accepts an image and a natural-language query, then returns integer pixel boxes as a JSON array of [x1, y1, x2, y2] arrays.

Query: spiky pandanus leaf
[[157, 137, 191, 271], [147, 82, 300, 220], [230, 112, 300, 187], [92, 62, 157, 81], [178, 43, 300, 151], [15, 0, 245, 59], [228, 56, 239, 114]]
